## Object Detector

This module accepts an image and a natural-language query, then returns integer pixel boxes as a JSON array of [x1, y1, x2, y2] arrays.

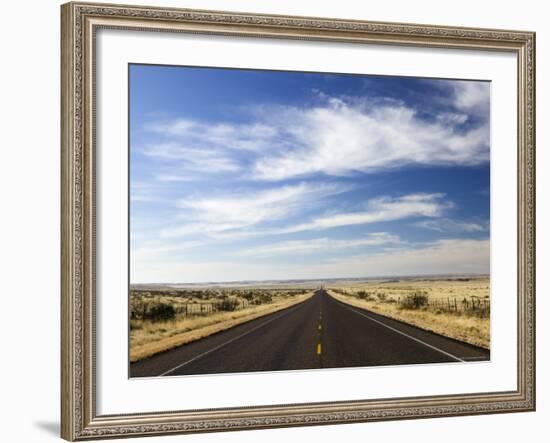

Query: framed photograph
[[61, 1, 536, 440]]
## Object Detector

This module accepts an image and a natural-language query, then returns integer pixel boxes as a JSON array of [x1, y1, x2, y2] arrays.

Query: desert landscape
[[326, 275, 490, 349], [128, 66, 491, 377], [130, 275, 489, 366], [130, 285, 314, 362]]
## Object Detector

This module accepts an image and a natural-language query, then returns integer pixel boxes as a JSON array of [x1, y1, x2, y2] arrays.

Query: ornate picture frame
[[61, 2, 535, 440]]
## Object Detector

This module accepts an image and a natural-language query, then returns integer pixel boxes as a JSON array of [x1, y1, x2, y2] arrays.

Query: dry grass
[[327, 276, 490, 349], [130, 291, 313, 362], [329, 277, 489, 302]]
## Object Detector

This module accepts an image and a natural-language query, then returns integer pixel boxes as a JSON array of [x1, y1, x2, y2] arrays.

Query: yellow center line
[[316, 343, 322, 355], [318, 324, 322, 331]]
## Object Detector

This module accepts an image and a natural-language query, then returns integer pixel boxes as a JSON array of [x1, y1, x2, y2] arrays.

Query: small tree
[[403, 291, 429, 309], [241, 291, 255, 302], [219, 296, 239, 311], [254, 293, 273, 305], [145, 302, 176, 321]]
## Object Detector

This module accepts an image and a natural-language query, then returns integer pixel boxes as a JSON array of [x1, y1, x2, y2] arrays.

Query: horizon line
[[130, 272, 490, 287]]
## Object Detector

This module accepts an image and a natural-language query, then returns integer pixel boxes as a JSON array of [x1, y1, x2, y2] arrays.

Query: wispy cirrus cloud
[[160, 182, 349, 238], [252, 98, 489, 180], [143, 88, 489, 182], [130, 181, 161, 203], [278, 193, 450, 234], [413, 218, 488, 233], [141, 142, 243, 178], [236, 232, 401, 257], [146, 119, 279, 152], [161, 192, 450, 239], [132, 240, 204, 263]]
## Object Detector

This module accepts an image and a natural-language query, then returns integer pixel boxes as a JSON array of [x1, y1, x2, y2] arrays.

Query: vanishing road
[[130, 289, 490, 377]]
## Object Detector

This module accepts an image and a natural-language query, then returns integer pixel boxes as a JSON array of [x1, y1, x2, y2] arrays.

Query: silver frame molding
[[61, 2, 536, 440]]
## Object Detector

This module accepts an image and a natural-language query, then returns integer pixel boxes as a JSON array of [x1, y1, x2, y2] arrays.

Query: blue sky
[[130, 64, 490, 284]]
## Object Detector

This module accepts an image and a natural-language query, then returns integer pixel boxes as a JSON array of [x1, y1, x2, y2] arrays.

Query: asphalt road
[[130, 289, 490, 377]]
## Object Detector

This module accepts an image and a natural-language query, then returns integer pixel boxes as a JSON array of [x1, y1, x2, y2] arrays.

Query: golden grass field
[[327, 276, 490, 349], [130, 289, 313, 362]]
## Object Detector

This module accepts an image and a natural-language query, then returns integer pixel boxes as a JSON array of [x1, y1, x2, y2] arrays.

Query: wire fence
[[130, 298, 254, 321], [130, 289, 312, 322], [396, 295, 490, 318], [331, 289, 490, 318], [174, 299, 252, 316]]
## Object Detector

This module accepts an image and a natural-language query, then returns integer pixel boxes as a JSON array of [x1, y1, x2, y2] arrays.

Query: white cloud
[[252, 97, 489, 181], [161, 192, 450, 240], [130, 181, 160, 202], [236, 232, 401, 257], [131, 194, 155, 202], [146, 119, 279, 152], [132, 240, 204, 262], [413, 218, 487, 233], [436, 112, 469, 126], [142, 143, 242, 176], [160, 182, 348, 238], [277, 193, 450, 234], [143, 84, 489, 181], [450, 81, 490, 115]]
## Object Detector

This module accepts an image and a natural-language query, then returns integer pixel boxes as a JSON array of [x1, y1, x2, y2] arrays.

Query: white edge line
[[460, 355, 491, 361], [330, 297, 465, 363], [159, 300, 310, 376]]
